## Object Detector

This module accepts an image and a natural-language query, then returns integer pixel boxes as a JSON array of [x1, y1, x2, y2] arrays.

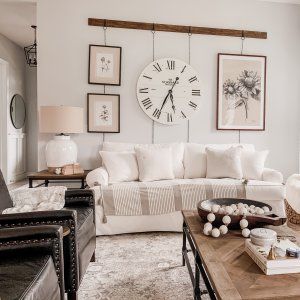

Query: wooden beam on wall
[[88, 18, 267, 39]]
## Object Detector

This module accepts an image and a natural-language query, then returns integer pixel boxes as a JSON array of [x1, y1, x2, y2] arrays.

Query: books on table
[[245, 238, 300, 275]]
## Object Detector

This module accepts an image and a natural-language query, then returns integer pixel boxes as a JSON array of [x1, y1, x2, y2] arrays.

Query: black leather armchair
[[0, 225, 64, 300], [0, 169, 96, 300]]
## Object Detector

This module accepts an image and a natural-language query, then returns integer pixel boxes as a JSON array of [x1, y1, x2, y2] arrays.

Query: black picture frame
[[87, 93, 120, 133], [88, 45, 122, 86]]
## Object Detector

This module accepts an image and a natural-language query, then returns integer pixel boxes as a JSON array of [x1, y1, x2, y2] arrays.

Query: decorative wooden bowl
[[197, 198, 286, 229]]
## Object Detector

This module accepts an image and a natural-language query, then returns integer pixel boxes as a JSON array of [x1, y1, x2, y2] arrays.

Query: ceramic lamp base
[[45, 135, 77, 168]]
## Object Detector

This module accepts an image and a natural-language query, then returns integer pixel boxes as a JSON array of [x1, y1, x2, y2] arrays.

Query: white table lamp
[[39, 106, 84, 168]]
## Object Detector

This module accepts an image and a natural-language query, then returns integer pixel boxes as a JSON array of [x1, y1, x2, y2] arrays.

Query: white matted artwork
[[217, 53, 266, 131], [87, 93, 120, 133], [89, 45, 121, 85]]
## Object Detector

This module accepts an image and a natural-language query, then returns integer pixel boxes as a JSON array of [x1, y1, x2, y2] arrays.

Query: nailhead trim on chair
[[0, 237, 62, 285], [66, 195, 94, 206], [0, 219, 78, 292]]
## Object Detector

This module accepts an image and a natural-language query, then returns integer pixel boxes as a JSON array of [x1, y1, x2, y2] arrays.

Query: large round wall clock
[[136, 58, 202, 125]]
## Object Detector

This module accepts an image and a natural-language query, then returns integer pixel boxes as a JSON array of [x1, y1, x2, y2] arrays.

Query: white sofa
[[87, 142, 285, 236]]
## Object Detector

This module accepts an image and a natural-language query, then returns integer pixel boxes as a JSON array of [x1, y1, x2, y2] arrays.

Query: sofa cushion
[[102, 142, 184, 179], [184, 143, 206, 179], [206, 146, 243, 179], [100, 151, 139, 183], [241, 150, 269, 180], [183, 143, 255, 179], [135, 147, 174, 182]]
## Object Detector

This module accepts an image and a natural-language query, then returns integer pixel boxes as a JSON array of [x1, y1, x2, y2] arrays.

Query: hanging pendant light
[[24, 25, 37, 67]]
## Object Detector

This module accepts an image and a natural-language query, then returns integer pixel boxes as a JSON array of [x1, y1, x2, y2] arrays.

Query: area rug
[[78, 233, 208, 300]]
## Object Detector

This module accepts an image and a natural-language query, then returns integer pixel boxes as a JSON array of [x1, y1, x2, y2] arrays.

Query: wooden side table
[[27, 170, 90, 189]]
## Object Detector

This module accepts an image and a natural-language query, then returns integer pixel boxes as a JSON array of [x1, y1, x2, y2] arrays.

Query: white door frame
[[0, 58, 9, 182]]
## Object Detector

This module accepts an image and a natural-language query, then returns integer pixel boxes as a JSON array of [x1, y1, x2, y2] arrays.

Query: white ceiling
[[0, 0, 299, 47], [0, 0, 36, 47]]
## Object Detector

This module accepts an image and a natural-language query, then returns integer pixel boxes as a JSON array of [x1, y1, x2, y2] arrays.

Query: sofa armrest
[[0, 225, 65, 300], [262, 168, 283, 184], [65, 189, 94, 208], [86, 167, 109, 187]]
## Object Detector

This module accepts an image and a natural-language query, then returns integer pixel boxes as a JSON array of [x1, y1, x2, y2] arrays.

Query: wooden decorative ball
[[212, 204, 220, 213], [242, 228, 251, 238], [203, 227, 211, 236], [204, 222, 213, 231], [219, 225, 228, 235], [207, 213, 216, 222], [211, 228, 220, 238], [239, 219, 248, 229], [222, 215, 231, 225], [225, 206, 234, 215]]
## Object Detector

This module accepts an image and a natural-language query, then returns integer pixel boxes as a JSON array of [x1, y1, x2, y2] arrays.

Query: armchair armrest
[[262, 168, 283, 184], [65, 189, 94, 208], [0, 224, 63, 242], [86, 167, 109, 187], [0, 225, 65, 300], [0, 209, 77, 228]]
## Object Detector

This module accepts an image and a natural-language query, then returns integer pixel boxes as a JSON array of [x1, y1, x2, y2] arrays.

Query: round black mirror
[[10, 94, 26, 129]]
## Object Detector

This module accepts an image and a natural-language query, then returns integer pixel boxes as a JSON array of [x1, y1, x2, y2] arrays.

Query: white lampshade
[[39, 106, 83, 134]]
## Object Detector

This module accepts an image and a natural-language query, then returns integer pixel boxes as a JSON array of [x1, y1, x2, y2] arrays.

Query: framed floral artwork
[[87, 93, 120, 133], [88, 45, 122, 85], [217, 53, 266, 131]]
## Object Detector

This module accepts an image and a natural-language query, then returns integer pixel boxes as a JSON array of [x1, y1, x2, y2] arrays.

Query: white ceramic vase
[[45, 135, 77, 167]]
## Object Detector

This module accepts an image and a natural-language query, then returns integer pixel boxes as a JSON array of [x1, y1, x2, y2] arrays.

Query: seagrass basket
[[285, 199, 300, 224]]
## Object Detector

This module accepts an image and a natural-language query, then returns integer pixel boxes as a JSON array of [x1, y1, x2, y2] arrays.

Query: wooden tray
[[197, 198, 286, 229]]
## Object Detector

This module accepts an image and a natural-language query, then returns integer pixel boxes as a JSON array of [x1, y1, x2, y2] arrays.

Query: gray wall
[[37, 0, 300, 178]]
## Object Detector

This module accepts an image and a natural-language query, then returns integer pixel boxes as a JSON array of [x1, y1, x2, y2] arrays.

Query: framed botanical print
[[87, 93, 120, 133], [88, 45, 122, 85], [217, 53, 266, 131]]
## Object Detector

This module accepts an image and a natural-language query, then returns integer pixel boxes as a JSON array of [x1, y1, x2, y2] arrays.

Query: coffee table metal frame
[[182, 220, 217, 300]]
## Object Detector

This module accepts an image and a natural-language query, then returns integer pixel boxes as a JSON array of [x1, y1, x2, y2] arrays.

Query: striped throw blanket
[[98, 179, 247, 221]]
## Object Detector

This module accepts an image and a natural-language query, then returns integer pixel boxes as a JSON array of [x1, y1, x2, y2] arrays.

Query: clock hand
[[169, 93, 176, 113], [170, 77, 179, 92], [160, 90, 171, 111], [160, 77, 179, 112]]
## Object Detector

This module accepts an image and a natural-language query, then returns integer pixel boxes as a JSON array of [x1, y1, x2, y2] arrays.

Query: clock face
[[136, 58, 202, 125]]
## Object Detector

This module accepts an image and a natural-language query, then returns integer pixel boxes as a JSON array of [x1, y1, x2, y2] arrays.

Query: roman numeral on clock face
[[153, 63, 162, 72], [181, 111, 187, 118], [167, 113, 173, 122], [189, 76, 197, 83], [192, 89, 201, 96], [141, 98, 152, 110], [189, 101, 197, 109], [181, 65, 186, 73], [143, 75, 152, 80], [139, 88, 149, 93], [167, 60, 175, 70], [152, 108, 161, 119]]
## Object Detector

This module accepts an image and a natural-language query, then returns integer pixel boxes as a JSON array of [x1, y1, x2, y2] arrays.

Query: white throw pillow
[[102, 142, 184, 178], [242, 150, 269, 180], [206, 146, 243, 179], [135, 147, 175, 182], [99, 151, 139, 183], [184, 143, 207, 179]]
